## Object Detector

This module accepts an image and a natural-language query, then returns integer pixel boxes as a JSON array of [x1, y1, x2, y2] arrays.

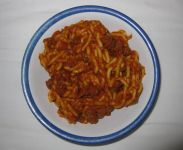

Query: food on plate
[[39, 20, 145, 124]]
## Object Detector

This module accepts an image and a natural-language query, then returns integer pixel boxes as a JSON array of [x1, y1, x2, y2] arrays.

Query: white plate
[[21, 5, 160, 145]]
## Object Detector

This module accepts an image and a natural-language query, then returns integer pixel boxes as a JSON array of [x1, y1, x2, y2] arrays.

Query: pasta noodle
[[39, 20, 145, 124]]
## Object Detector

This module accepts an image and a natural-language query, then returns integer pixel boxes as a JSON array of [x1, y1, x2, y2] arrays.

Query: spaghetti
[[39, 20, 145, 124]]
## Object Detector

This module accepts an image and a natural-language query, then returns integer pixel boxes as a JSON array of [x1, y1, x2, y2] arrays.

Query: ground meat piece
[[79, 105, 113, 124], [102, 34, 115, 53], [55, 81, 67, 97], [79, 84, 101, 98], [64, 57, 78, 68], [112, 80, 124, 92], [85, 85, 100, 97], [46, 75, 67, 97], [83, 106, 98, 124], [96, 105, 113, 119], [102, 34, 130, 56], [56, 70, 71, 81], [120, 66, 127, 76], [43, 38, 56, 49], [46, 79, 53, 89], [70, 36, 81, 47], [49, 70, 71, 97]]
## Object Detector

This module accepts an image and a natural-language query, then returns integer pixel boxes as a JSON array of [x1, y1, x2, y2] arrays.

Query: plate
[[21, 5, 160, 145]]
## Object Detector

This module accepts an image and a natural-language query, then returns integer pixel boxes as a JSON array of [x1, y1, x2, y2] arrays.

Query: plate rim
[[21, 5, 160, 145]]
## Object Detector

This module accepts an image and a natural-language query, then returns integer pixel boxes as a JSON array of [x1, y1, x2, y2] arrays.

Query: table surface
[[1, 0, 183, 149]]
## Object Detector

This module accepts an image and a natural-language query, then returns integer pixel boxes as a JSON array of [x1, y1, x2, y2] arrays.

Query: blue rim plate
[[21, 5, 160, 145]]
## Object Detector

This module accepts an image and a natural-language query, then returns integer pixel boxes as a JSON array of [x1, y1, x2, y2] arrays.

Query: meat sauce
[[39, 20, 145, 124]]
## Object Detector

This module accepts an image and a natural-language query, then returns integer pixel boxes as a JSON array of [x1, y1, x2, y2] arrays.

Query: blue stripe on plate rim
[[21, 5, 160, 145]]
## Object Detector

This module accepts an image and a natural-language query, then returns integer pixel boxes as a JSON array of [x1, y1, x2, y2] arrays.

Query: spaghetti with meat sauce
[[39, 20, 145, 124]]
